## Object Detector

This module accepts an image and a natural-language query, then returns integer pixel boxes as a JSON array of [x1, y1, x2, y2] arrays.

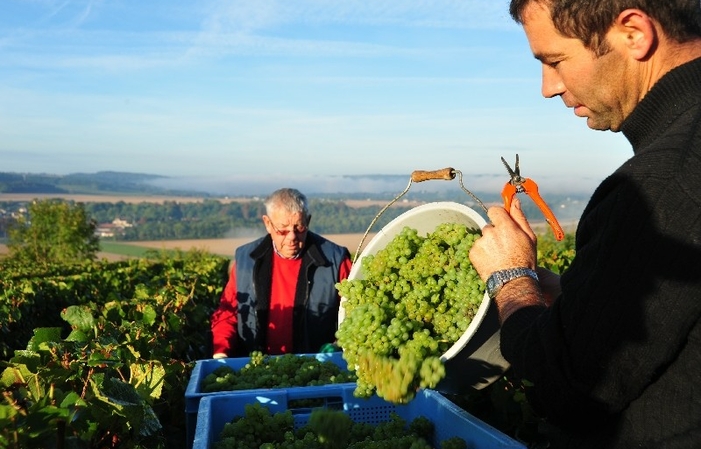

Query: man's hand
[[469, 197, 538, 280], [469, 197, 546, 322]]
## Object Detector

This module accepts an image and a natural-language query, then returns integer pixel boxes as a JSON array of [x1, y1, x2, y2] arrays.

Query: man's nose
[[541, 65, 565, 99]]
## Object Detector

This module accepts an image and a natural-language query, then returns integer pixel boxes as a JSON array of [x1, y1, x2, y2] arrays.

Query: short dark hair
[[509, 0, 701, 55]]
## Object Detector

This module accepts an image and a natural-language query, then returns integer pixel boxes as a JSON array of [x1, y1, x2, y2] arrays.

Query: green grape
[[214, 405, 467, 449], [440, 437, 468, 449], [336, 223, 485, 403], [200, 352, 356, 392], [307, 409, 353, 448]]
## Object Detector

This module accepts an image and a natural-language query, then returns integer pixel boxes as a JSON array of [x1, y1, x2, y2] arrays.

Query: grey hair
[[264, 188, 310, 219]]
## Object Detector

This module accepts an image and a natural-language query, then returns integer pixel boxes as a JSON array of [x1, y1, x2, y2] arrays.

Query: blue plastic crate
[[193, 384, 526, 449], [185, 352, 353, 449]]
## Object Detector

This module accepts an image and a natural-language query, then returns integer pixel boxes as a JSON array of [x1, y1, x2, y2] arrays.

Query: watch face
[[486, 273, 502, 298], [486, 268, 538, 299]]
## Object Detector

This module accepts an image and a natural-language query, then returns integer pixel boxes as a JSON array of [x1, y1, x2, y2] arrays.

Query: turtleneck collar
[[620, 57, 701, 151]]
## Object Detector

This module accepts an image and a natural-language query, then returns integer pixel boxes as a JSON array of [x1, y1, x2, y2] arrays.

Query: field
[[0, 193, 423, 208], [0, 233, 375, 262], [101, 233, 373, 260]]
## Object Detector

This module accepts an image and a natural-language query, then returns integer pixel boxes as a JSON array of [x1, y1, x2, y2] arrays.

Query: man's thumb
[[510, 197, 536, 240]]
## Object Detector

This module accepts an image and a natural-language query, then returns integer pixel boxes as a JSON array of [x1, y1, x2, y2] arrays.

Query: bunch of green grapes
[[336, 223, 485, 403], [214, 405, 467, 449], [215, 403, 295, 449], [201, 351, 357, 392]]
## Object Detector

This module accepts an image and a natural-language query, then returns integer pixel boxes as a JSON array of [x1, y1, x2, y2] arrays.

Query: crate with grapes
[[185, 352, 356, 449], [193, 384, 527, 449]]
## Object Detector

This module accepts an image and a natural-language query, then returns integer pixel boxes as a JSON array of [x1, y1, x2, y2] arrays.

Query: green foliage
[[0, 228, 577, 449], [537, 231, 576, 274], [0, 250, 229, 449], [6, 199, 99, 267], [0, 249, 229, 360]]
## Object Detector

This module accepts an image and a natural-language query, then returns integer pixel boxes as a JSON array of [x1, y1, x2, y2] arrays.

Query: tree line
[[0, 199, 414, 243]]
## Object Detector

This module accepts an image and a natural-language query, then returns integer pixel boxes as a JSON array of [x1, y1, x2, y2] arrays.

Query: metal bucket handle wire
[[353, 167, 488, 264]]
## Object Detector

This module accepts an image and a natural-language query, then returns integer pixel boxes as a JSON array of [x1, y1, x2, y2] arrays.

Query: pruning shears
[[501, 154, 565, 241]]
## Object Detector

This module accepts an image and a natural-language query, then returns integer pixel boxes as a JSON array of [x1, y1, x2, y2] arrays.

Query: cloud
[[186, 0, 515, 59], [2, 0, 517, 74], [200, 0, 512, 30]]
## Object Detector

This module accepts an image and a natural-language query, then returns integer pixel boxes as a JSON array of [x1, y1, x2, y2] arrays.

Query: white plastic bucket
[[338, 201, 510, 393]]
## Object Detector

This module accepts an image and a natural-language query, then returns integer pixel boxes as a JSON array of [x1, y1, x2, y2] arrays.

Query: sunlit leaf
[[61, 305, 95, 332], [26, 327, 62, 351], [140, 304, 157, 326], [1, 365, 30, 387], [65, 329, 89, 342], [130, 361, 166, 400]]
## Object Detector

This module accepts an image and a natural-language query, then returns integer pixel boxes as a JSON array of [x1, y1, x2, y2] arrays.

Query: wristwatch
[[486, 267, 539, 300]]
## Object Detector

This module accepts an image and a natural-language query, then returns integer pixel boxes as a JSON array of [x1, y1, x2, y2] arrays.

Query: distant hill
[[0, 170, 590, 224], [0, 171, 203, 197]]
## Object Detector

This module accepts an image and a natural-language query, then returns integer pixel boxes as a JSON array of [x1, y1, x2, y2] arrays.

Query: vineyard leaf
[[60, 391, 87, 408], [9, 351, 41, 372], [1, 365, 31, 387], [25, 372, 45, 401], [130, 361, 166, 400], [26, 327, 62, 351], [97, 377, 163, 436], [140, 304, 157, 326], [65, 329, 89, 342], [134, 285, 151, 300], [61, 305, 95, 332], [167, 313, 182, 332], [103, 301, 124, 322], [139, 406, 163, 437], [0, 403, 18, 420]]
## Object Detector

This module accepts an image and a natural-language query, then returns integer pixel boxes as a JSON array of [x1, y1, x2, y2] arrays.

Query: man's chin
[[585, 116, 614, 132]]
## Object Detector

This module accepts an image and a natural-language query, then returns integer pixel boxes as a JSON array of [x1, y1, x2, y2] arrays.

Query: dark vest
[[234, 232, 349, 355]]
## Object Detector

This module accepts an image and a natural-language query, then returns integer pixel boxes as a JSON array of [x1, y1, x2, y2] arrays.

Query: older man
[[211, 188, 351, 357]]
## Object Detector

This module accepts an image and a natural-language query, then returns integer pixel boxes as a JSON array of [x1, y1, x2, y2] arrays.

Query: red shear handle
[[502, 179, 565, 241]]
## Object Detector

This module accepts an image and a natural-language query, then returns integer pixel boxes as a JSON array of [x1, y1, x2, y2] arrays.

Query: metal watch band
[[486, 267, 539, 300]]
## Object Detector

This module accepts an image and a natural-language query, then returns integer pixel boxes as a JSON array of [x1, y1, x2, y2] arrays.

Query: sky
[[0, 0, 635, 196]]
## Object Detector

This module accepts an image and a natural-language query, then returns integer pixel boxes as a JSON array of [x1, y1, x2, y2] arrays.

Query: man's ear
[[613, 8, 657, 61]]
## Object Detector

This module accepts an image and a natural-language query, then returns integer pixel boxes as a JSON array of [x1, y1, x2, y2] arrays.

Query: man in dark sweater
[[469, 1, 701, 448]]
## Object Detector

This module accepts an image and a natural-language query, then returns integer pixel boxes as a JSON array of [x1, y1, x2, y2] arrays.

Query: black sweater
[[500, 58, 701, 448]]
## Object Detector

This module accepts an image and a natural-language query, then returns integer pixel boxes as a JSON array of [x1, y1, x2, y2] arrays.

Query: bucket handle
[[352, 167, 488, 263]]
